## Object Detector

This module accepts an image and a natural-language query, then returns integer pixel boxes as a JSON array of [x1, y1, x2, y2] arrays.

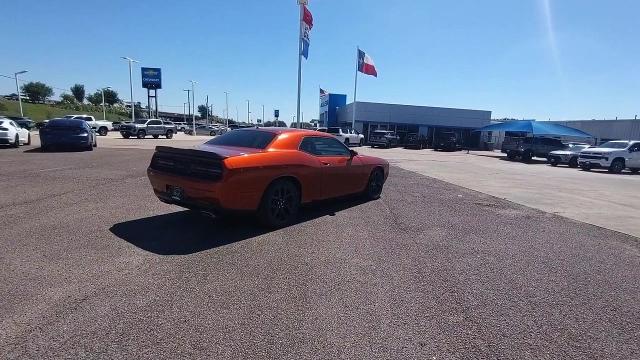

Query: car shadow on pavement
[[23, 147, 90, 153], [110, 196, 369, 255]]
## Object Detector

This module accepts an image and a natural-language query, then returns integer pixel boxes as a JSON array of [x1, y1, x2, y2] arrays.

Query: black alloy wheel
[[122, 133, 130, 139], [609, 159, 625, 174], [137, 130, 146, 139], [166, 130, 174, 139], [258, 179, 300, 228], [581, 164, 591, 171], [98, 127, 108, 136], [365, 168, 385, 200], [548, 157, 559, 166]]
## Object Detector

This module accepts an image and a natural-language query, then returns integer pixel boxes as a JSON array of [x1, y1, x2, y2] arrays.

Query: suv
[[63, 115, 113, 136], [433, 131, 460, 151], [322, 127, 364, 146], [578, 140, 640, 173], [547, 143, 591, 167], [404, 133, 428, 149], [502, 136, 565, 162], [119, 119, 177, 139], [173, 122, 189, 132], [369, 130, 400, 148]]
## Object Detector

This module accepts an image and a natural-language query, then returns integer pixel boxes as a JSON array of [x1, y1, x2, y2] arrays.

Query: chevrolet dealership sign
[[141, 67, 162, 89]]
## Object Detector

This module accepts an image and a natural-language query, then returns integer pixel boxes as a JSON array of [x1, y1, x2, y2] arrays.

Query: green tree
[[60, 93, 76, 104], [102, 89, 120, 105], [86, 92, 102, 106], [197, 105, 209, 119], [70, 84, 85, 103], [21, 82, 54, 102]]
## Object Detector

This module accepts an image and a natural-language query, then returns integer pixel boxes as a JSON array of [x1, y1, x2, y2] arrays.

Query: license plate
[[167, 185, 184, 201]]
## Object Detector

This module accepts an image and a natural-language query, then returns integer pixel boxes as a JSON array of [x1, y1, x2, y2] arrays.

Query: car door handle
[[321, 161, 331, 166]]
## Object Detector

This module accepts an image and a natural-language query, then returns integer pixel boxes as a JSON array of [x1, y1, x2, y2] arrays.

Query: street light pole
[[183, 89, 191, 120], [246, 100, 250, 124], [190, 80, 197, 135], [14, 70, 28, 117], [183, 102, 187, 122], [262, 104, 265, 126], [101, 86, 111, 121], [120, 57, 139, 122], [224, 91, 229, 128]]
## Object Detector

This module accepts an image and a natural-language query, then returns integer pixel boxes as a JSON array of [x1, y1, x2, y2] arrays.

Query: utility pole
[[262, 104, 265, 125], [205, 95, 209, 126], [190, 80, 197, 135], [224, 91, 229, 128], [101, 86, 111, 121]]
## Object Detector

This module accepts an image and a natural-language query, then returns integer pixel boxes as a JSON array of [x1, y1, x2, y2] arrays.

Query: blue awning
[[474, 120, 593, 138]]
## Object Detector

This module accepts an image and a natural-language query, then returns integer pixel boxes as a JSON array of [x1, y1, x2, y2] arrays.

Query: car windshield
[[565, 144, 589, 151], [327, 127, 340, 134], [596, 141, 629, 149], [205, 129, 276, 149], [134, 120, 147, 124]]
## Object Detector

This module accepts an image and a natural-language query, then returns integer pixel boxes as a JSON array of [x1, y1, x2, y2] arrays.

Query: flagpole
[[352, 46, 359, 130], [296, 2, 304, 129]]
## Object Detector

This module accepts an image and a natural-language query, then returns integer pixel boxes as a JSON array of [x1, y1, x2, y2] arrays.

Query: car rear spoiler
[[154, 146, 227, 160]]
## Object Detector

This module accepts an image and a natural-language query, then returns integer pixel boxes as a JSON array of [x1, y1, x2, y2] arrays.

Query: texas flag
[[301, 5, 313, 59], [357, 49, 378, 77]]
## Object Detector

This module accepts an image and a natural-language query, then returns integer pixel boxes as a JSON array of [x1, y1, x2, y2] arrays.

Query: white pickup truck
[[319, 127, 365, 146], [578, 140, 640, 173], [63, 115, 113, 136]]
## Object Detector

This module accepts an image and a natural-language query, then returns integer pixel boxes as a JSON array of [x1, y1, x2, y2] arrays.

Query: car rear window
[[327, 127, 340, 134], [47, 119, 85, 127], [205, 129, 276, 149]]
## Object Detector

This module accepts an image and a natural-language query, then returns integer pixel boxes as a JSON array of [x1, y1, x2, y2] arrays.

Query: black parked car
[[39, 119, 97, 152], [404, 133, 428, 149], [369, 130, 400, 148], [433, 131, 460, 151]]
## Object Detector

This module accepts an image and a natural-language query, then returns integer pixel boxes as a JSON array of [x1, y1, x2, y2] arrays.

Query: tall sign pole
[[295, 0, 306, 129], [352, 46, 359, 130]]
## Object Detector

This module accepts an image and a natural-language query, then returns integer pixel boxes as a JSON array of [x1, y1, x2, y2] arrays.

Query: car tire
[[93, 139, 98, 148], [166, 130, 174, 139], [87, 143, 94, 151], [26, 133, 31, 145], [344, 138, 350, 147], [137, 130, 146, 139], [210, 131, 217, 136], [568, 157, 578, 168], [364, 168, 385, 200], [98, 127, 108, 136], [257, 179, 301, 228], [608, 159, 625, 174], [506, 151, 516, 160], [359, 139, 364, 147], [630, 168, 639, 174], [122, 133, 130, 139], [548, 157, 559, 166], [581, 164, 591, 171], [521, 150, 533, 163], [13, 135, 20, 148], [152, 134, 160, 139]]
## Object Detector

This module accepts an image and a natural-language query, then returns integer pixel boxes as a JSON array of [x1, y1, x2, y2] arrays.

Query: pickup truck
[[368, 130, 400, 148], [63, 115, 113, 136], [318, 127, 365, 146], [119, 119, 177, 139], [502, 136, 565, 162], [578, 140, 640, 173]]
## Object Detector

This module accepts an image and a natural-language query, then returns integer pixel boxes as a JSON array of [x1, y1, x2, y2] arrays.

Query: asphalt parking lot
[[1, 134, 639, 359]]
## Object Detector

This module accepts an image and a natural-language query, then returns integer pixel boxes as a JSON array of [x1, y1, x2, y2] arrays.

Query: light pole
[[183, 89, 191, 122], [224, 92, 229, 128], [14, 70, 28, 117], [120, 57, 139, 122], [246, 100, 250, 124], [183, 102, 187, 122], [100, 86, 111, 121], [189, 80, 197, 135], [262, 104, 265, 126]]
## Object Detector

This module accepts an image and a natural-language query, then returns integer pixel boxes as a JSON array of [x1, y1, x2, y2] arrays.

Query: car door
[[10, 121, 27, 142], [299, 136, 363, 198], [629, 143, 640, 167], [147, 120, 163, 135]]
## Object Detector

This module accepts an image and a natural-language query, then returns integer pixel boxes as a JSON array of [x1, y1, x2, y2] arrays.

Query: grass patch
[[0, 98, 128, 122]]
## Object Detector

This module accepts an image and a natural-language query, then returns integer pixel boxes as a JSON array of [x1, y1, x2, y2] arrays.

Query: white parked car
[[578, 140, 640, 174], [0, 118, 31, 147], [319, 127, 365, 146], [63, 115, 113, 136]]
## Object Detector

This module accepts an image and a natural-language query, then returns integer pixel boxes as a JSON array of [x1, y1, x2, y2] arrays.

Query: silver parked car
[[547, 143, 591, 167]]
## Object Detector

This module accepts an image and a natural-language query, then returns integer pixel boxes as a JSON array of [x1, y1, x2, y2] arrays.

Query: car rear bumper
[[147, 168, 262, 211], [41, 135, 91, 147]]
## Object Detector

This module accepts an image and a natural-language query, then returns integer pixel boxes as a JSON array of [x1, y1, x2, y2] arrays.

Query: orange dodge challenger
[[147, 127, 389, 227]]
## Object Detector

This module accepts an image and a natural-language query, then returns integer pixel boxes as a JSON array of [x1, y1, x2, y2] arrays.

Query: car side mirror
[[349, 149, 358, 157]]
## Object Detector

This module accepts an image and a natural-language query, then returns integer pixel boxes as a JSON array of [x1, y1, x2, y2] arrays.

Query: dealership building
[[319, 94, 492, 146]]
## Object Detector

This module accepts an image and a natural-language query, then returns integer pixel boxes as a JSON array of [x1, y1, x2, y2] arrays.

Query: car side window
[[300, 136, 351, 156], [148, 120, 162, 125], [630, 143, 640, 152]]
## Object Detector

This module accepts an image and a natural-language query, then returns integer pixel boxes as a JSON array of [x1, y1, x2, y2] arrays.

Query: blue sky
[[1, 0, 639, 123]]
